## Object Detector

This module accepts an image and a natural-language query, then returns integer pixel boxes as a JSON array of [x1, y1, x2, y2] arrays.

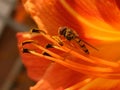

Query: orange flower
[[17, 0, 120, 90]]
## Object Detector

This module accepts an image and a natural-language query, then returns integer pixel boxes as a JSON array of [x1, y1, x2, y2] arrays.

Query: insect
[[58, 26, 98, 54]]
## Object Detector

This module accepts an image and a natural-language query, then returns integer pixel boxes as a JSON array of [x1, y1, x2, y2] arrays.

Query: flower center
[[21, 27, 120, 80]]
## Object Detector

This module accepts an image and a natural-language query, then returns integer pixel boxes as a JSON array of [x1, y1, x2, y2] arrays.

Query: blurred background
[[0, 0, 37, 90]]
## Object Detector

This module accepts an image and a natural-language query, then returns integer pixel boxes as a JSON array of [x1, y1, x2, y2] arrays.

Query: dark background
[[0, 0, 37, 90]]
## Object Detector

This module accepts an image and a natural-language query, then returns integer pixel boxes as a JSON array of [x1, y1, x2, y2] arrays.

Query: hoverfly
[[58, 26, 98, 54], [22, 27, 97, 56]]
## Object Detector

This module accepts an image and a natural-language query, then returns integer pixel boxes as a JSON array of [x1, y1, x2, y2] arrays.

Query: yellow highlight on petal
[[60, 0, 120, 41]]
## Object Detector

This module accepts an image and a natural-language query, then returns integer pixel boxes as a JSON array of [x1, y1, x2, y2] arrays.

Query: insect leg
[[42, 44, 53, 57], [52, 36, 63, 46]]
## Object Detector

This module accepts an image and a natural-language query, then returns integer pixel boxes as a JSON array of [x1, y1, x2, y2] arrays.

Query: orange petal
[[29, 63, 90, 90], [60, 0, 120, 41], [80, 78, 120, 90], [22, 0, 83, 36], [19, 0, 120, 90], [22, 0, 120, 42], [17, 32, 88, 89]]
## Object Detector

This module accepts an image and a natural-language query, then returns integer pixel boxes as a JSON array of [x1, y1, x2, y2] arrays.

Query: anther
[[42, 52, 51, 57], [22, 40, 34, 45], [31, 28, 46, 34], [22, 48, 30, 53], [32, 28, 40, 33], [45, 44, 53, 48]]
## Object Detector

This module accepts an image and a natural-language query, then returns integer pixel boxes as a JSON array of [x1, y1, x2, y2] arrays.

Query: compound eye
[[58, 26, 67, 36]]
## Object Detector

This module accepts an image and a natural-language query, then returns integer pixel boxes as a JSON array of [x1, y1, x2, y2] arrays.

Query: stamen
[[45, 43, 66, 52], [21, 29, 120, 79], [22, 40, 35, 45], [22, 48, 30, 53], [33, 43, 62, 59], [24, 44, 113, 74], [23, 40, 62, 58], [45, 43, 53, 48], [32, 31, 119, 68], [22, 38, 119, 68], [26, 50, 120, 79], [27, 39, 119, 69], [29, 29, 61, 47], [61, 46, 120, 68], [42, 52, 51, 57], [22, 41, 120, 76], [90, 56, 120, 68]]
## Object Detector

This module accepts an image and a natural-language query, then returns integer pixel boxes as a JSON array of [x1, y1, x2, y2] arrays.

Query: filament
[[22, 48, 120, 79], [32, 32, 120, 68], [62, 46, 120, 68], [22, 30, 120, 79]]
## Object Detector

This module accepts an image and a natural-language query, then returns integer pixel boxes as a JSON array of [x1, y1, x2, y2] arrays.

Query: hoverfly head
[[58, 26, 67, 37]]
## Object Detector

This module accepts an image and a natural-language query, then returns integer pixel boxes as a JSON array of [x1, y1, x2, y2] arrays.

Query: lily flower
[[17, 0, 120, 90]]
